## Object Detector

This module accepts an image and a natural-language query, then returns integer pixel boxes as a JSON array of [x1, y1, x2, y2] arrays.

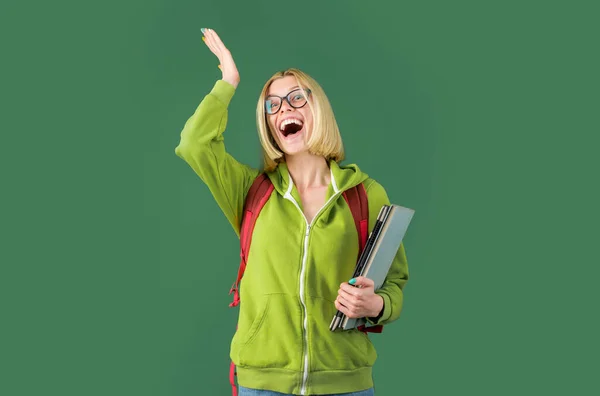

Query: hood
[[265, 159, 370, 198]]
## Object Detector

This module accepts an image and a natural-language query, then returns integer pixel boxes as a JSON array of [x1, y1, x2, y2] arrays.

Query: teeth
[[279, 118, 303, 131]]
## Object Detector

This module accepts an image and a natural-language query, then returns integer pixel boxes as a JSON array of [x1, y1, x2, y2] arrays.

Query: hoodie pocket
[[241, 295, 271, 345], [231, 293, 304, 370], [231, 294, 269, 348]]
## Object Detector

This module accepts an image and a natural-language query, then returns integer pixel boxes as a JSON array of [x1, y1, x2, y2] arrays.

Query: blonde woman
[[175, 28, 409, 396]]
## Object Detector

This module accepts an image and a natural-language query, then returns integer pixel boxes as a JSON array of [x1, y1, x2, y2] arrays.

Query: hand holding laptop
[[330, 204, 414, 331], [334, 276, 384, 319]]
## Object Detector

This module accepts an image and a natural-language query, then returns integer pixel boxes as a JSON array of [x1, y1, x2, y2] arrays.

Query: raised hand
[[201, 28, 240, 89]]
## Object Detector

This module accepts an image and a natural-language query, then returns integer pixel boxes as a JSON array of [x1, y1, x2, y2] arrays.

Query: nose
[[279, 100, 293, 113]]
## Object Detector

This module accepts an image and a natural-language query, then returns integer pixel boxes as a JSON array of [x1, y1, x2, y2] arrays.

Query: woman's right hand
[[201, 28, 240, 89]]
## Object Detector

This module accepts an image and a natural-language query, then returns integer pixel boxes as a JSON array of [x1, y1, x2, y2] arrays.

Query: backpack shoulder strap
[[229, 173, 274, 396], [342, 183, 369, 254], [229, 173, 274, 308], [342, 182, 384, 334]]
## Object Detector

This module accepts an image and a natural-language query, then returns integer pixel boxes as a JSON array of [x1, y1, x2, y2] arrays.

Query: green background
[[2, 0, 598, 395]]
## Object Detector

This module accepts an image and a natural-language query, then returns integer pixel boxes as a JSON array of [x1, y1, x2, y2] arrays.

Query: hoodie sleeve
[[175, 80, 260, 236], [364, 179, 410, 326]]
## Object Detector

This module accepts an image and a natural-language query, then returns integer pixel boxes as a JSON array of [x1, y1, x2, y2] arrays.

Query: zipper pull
[[306, 224, 310, 236]]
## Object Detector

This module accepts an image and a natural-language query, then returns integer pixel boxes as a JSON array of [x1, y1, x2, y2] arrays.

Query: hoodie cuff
[[210, 79, 236, 107], [368, 292, 392, 325]]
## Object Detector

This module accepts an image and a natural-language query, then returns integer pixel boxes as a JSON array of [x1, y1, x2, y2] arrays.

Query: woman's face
[[266, 76, 314, 156]]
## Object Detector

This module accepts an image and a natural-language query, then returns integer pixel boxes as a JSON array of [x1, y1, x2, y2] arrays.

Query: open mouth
[[279, 118, 304, 138]]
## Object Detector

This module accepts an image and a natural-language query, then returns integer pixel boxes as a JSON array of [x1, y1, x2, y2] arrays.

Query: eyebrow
[[267, 86, 300, 96]]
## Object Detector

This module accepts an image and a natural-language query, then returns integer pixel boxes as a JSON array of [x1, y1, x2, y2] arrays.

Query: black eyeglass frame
[[265, 88, 312, 115]]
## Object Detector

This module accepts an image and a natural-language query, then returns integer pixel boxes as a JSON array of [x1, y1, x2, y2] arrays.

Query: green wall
[[2, 0, 598, 395]]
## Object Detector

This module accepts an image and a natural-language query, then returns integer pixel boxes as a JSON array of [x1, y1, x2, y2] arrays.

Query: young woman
[[175, 28, 409, 396]]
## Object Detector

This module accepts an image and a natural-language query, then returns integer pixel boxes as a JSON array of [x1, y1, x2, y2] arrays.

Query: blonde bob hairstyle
[[256, 68, 345, 172]]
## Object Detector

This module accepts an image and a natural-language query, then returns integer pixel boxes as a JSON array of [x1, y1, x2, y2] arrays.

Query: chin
[[275, 125, 310, 156]]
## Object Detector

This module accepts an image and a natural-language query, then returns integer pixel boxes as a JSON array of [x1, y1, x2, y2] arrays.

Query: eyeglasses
[[265, 88, 312, 115]]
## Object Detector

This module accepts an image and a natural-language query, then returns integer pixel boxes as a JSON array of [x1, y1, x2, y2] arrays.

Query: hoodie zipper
[[283, 173, 341, 396]]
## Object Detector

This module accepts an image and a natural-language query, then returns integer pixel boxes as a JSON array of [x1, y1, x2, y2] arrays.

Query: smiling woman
[[256, 71, 345, 173], [175, 28, 409, 396]]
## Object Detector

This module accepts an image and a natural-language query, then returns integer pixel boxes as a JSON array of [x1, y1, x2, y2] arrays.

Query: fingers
[[340, 281, 372, 298], [335, 298, 353, 318], [335, 297, 359, 318], [339, 285, 362, 302], [203, 28, 229, 57], [339, 282, 358, 296], [202, 28, 219, 56], [202, 28, 229, 72], [202, 29, 224, 67], [334, 299, 347, 315], [338, 288, 363, 311], [351, 276, 374, 288], [337, 293, 354, 309], [208, 28, 229, 53]]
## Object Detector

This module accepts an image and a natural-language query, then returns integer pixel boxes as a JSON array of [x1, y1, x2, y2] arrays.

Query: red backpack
[[227, 174, 383, 396]]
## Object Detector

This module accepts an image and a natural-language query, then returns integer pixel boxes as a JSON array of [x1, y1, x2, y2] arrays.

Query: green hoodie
[[175, 80, 409, 395]]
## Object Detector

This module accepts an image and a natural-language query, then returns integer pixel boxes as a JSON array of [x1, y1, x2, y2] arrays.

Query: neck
[[285, 152, 330, 191]]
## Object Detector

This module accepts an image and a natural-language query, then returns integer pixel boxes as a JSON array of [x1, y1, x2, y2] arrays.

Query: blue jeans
[[238, 385, 375, 396]]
